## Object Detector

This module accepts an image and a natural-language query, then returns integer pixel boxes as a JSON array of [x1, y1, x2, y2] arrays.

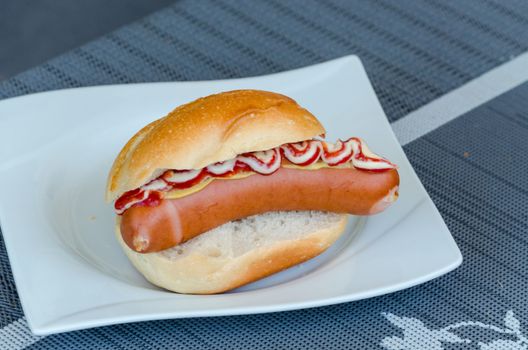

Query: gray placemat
[[1, 0, 527, 122], [1, 0, 528, 348]]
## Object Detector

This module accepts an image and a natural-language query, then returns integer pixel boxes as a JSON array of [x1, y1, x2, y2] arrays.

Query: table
[[1, 0, 528, 348]]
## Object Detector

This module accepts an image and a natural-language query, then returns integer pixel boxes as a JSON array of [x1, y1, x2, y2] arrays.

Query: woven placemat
[[1, 0, 527, 123]]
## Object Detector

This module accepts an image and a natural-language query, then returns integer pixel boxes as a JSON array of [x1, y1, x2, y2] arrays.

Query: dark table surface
[[1, 1, 528, 349], [0, 0, 174, 80]]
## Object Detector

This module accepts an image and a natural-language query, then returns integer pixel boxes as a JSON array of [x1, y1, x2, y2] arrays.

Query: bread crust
[[116, 213, 348, 294], [106, 90, 325, 202]]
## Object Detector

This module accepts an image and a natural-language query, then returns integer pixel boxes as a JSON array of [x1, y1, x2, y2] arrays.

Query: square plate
[[0, 56, 461, 335]]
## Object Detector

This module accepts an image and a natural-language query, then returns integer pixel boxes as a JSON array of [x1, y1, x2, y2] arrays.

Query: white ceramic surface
[[0, 56, 462, 335]]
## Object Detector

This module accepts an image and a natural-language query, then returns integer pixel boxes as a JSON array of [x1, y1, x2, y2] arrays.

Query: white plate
[[0, 56, 461, 335]]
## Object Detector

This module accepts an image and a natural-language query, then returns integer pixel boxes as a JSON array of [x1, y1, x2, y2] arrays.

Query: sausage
[[120, 167, 399, 253]]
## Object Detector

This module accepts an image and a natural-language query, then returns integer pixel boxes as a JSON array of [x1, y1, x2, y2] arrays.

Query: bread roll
[[117, 211, 348, 294], [106, 90, 324, 202]]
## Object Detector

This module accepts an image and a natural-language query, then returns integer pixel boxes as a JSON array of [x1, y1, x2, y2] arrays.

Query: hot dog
[[106, 89, 400, 294], [121, 166, 399, 253]]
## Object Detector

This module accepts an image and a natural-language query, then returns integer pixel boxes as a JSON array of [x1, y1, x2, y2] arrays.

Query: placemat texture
[[1, 0, 528, 348], [1, 0, 528, 123]]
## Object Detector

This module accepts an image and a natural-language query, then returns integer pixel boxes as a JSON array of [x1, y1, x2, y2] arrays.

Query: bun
[[117, 211, 348, 294], [106, 90, 325, 202]]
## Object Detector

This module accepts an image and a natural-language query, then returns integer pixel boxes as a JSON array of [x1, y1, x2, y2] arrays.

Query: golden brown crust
[[224, 235, 336, 293], [106, 90, 325, 202], [116, 213, 347, 294]]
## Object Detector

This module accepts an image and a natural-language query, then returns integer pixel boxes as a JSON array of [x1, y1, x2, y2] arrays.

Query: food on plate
[[106, 90, 399, 294]]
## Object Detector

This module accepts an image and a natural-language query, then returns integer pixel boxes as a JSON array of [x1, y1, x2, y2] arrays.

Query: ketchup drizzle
[[114, 137, 396, 214]]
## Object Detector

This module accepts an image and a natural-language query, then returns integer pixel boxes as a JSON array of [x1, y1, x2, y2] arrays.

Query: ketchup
[[114, 137, 396, 214]]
